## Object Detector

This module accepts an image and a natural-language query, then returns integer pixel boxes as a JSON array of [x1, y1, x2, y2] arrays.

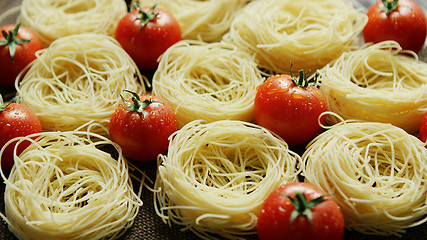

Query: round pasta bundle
[[154, 120, 301, 239], [138, 0, 248, 42], [19, 0, 127, 46], [15, 33, 145, 136], [301, 120, 427, 236], [225, 0, 367, 73], [318, 41, 427, 134], [152, 40, 263, 128], [0, 130, 142, 240]]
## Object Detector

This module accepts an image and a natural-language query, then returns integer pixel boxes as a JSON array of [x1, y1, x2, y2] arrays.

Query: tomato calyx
[[133, 2, 159, 31], [289, 62, 319, 88], [283, 191, 327, 226], [378, 0, 400, 14], [117, 90, 162, 116], [0, 95, 16, 112], [0, 23, 30, 62]]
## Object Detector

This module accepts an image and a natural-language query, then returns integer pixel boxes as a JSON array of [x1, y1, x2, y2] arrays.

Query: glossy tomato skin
[[115, 6, 181, 71], [109, 94, 177, 162], [257, 182, 344, 240], [0, 24, 43, 87], [419, 112, 427, 145], [0, 102, 43, 171], [363, 0, 427, 53], [254, 74, 328, 146]]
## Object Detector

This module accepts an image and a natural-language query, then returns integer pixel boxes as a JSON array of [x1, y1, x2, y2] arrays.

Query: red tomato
[[419, 112, 427, 145], [254, 68, 328, 146], [109, 90, 177, 162], [0, 23, 43, 87], [363, 0, 427, 53], [257, 182, 344, 240], [0, 95, 43, 171], [115, 3, 181, 71]]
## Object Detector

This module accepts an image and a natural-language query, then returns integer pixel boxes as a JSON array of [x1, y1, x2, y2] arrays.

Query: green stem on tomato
[[0, 23, 30, 62], [289, 61, 320, 87], [133, 2, 159, 31], [116, 90, 161, 117], [0, 95, 17, 112], [379, 0, 399, 14], [281, 191, 328, 226]]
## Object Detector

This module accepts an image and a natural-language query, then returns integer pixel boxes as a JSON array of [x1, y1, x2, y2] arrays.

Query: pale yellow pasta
[[318, 41, 427, 134], [15, 33, 146, 136], [152, 40, 263, 128], [154, 120, 301, 240], [225, 0, 367, 73], [19, 0, 127, 46], [138, 0, 248, 42], [0, 130, 143, 240], [301, 119, 427, 236]]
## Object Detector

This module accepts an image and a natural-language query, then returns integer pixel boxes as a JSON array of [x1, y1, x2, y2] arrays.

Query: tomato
[[109, 90, 177, 162], [254, 66, 328, 146], [363, 0, 427, 53], [0, 23, 43, 87], [419, 112, 427, 145], [114, 2, 181, 71], [257, 182, 344, 240], [0, 95, 43, 171]]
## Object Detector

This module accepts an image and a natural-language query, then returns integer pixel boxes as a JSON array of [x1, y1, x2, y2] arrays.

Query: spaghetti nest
[[0, 130, 143, 240], [138, 0, 247, 42], [301, 119, 427, 236], [225, 0, 367, 73], [318, 41, 427, 134], [15, 33, 145, 136], [152, 40, 263, 128], [19, 0, 127, 46], [154, 120, 301, 239]]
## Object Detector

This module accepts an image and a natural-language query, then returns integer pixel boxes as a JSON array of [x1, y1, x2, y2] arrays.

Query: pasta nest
[[16, 33, 145, 136], [225, 0, 367, 73], [19, 0, 127, 46], [152, 40, 263, 128], [301, 119, 427, 236], [318, 41, 427, 134], [0, 130, 142, 240], [154, 120, 301, 239], [138, 0, 247, 42]]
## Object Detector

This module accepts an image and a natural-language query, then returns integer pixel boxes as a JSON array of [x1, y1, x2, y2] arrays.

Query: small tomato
[[115, 3, 181, 71], [254, 65, 328, 146], [0, 95, 43, 171], [363, 0, 427, 53], [0, 23, 43, 87], [257, 182, 344, 240], [109, 90, 177, 162]]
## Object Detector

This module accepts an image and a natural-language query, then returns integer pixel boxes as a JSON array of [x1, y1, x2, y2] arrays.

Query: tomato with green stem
[[109, 90, 177, 162], [254, 64, 328, 146], [363, 0, 427, 53], [0, 23, 43, 87], [257, 182, 344, 240], [115, 2, 181, 71], [0, 95, 43, 171]]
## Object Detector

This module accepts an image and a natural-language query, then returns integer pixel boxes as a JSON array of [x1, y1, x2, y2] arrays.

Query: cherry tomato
[[0, 23, 43, 87], [254, 66, 328, 146], [363, 0, 427, 53], [257, 182, 344, 240], [109, 90, 177, 162], [114, 3, 181, 71], [419, 112, 427, 145], [0, 95, 43, 171]]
